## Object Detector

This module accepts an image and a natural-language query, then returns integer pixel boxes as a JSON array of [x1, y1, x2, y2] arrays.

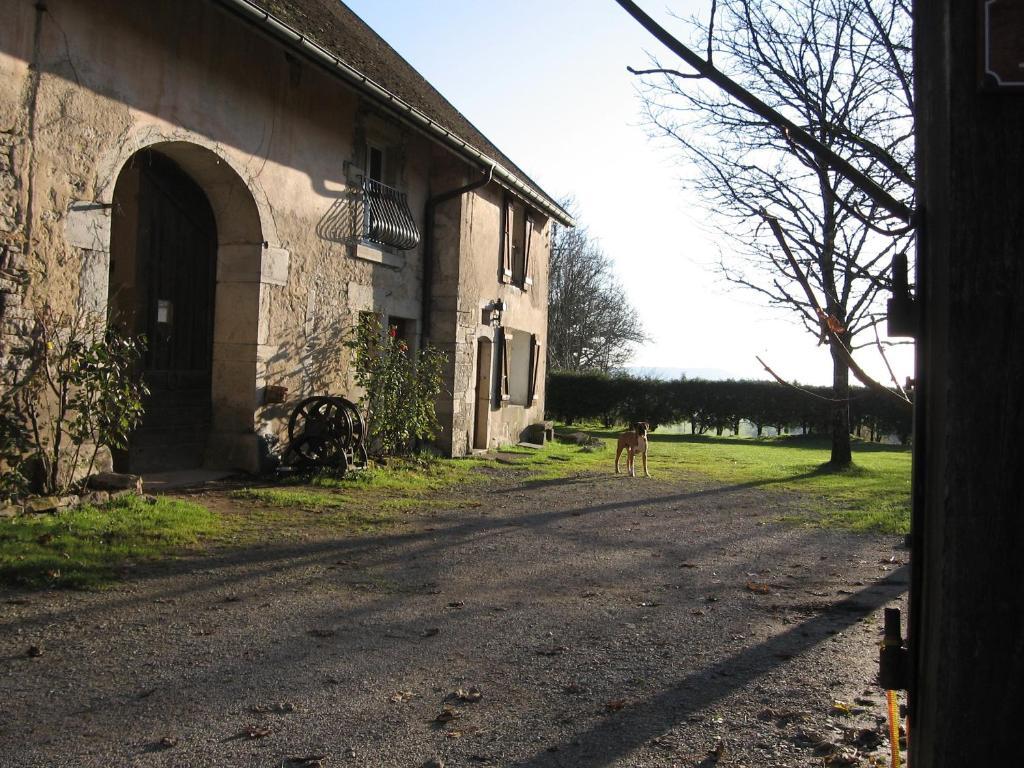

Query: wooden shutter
[[528, 334, 542, 403], [501, 197, 513, 283], [500, 328, 511, 401], [523, 215, 535, 289]]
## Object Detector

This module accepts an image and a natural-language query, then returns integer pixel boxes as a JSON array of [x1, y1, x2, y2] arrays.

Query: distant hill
[[622, 366, 743, 381]]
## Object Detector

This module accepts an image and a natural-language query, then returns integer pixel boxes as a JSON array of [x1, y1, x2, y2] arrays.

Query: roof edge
[[212, 0, 575, 226]]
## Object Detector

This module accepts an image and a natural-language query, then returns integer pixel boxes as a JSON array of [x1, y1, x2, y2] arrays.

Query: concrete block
[[64, 201, 111, 252], [261, 246, 290, 286]]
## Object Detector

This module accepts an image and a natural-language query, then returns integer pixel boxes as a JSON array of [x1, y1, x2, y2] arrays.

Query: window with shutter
[[501, 197, 513, 283], [500, 328, 511, 402], [528, 334, 542, 403], [522, 215, 535, 289]]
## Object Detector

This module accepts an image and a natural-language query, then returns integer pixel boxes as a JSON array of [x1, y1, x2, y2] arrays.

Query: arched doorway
[[109, 149, 218, 472]]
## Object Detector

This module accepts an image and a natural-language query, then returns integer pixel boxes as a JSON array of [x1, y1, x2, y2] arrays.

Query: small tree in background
[[548, 207, 648, 373], [346, 313, 447, 456], [1, 307, 148, 498]]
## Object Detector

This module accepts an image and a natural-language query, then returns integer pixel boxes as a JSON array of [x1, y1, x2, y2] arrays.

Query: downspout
[[421, 164, 494, 345]]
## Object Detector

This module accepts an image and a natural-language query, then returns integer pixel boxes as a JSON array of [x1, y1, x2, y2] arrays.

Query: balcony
[[361, 177, 420, 251]]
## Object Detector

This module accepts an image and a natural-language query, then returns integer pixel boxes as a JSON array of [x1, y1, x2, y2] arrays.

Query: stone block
[[64, 202, 111, 252], [25, 495, 80, 513]]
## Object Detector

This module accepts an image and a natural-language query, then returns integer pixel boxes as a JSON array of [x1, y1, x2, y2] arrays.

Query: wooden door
[[473, 338, 493, 450], [126, 150, 218, 472]]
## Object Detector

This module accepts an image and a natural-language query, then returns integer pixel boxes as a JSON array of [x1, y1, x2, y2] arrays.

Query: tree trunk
[[829, 340, 852, 466]]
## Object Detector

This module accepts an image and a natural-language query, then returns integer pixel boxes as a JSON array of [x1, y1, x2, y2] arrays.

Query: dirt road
[[0, 469, 908, 767]]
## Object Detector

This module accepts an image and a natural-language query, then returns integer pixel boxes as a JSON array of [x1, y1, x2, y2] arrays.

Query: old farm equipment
[[284, 395, 368, 473]]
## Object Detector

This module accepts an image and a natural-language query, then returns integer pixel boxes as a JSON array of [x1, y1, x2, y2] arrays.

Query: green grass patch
[[550, 428, 911, 534], [0, 495, 221, 589], [229, 487, 352, 508]]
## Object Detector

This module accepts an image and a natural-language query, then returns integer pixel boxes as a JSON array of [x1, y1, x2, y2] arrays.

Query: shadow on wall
[[264, 315, 354, 428], [315, 190, 359, 244]]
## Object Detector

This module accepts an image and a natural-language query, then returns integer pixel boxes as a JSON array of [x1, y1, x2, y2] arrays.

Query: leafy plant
[[1, 307, 148, 497], [345, 313, 447, 456]]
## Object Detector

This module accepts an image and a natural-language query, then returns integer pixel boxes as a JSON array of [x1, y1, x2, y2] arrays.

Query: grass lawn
[[0, 494, 221, 589], [554, 427, 912, 534], [0, 431, 910, 589]]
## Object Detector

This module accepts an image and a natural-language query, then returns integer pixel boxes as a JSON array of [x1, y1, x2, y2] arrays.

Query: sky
[[344, 0, 915, 387]]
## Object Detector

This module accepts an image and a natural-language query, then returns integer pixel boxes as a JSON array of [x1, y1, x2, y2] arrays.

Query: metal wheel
[[287, 396, 346, 466]]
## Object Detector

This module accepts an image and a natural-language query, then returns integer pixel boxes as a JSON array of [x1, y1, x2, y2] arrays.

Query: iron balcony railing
[[361, 177, 420, 251]]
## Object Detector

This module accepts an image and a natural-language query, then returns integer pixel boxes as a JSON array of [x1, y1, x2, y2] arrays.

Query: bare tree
[[548, 215, 648, 373], [627, 0, 914, 465]]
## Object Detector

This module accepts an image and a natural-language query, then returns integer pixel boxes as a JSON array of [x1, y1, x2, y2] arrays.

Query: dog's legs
[[642, 451, 650, 477], [628, 448, 636, 477], [615, 444, 623, 474]]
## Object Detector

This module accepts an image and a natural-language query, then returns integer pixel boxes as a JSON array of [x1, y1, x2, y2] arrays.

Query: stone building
[[0, 0, 571, 473]]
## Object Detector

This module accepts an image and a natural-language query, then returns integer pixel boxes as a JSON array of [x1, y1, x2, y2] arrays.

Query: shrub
[[345, 313, 447, 456], [0, 308, 147, 498]]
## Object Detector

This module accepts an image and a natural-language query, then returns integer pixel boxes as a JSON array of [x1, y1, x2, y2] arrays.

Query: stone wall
[[0, 117, 30, 397]]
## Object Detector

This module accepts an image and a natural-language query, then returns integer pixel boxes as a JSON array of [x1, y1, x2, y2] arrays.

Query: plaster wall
[[431, 179, 550, 456], [0, 0, 437, 471]]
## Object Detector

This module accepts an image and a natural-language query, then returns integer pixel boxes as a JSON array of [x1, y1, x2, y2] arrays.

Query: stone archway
[[87, 137, 288, 473]]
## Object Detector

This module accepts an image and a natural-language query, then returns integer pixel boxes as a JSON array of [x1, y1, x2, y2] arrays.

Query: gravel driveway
[[0, 468, 908, 767]]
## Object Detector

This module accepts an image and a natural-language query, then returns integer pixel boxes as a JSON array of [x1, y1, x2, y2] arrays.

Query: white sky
[[344, 0, 915, 387]]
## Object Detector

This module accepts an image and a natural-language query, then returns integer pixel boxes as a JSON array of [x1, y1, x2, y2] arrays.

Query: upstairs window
[[501, 196, 535, 289], [360, 143, 419, 251], [367, 144, 385, 183]]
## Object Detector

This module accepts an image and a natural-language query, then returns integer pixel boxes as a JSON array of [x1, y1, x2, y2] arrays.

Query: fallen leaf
[[435, 706, 462, 723], [26, 645, 42, 658], [746, 581, 772, 594], [447, 601, 465, 609], [422, 627, 440, 637], [454, 686, 483, 703], [390, 690, 416, 703], [251, 702, 296, 714], [831, 700, 853, 716], [604, 699, 628, 712], [284, 756, 327, 768], [825, 747, 861, 766], [679, 562, 698, 568], [157, 736, 178, 749], [237, 725, 271, 739]]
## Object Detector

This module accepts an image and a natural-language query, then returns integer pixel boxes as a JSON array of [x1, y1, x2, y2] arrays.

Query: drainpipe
[[421, 164, 494, 345]]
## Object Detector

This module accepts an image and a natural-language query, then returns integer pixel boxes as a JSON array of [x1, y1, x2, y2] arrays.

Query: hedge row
[[545, 371, 912, 443]]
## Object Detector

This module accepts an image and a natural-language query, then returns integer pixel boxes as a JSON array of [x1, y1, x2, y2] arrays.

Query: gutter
[[211, 0, 574, 227], [421, 164, 495, 345]]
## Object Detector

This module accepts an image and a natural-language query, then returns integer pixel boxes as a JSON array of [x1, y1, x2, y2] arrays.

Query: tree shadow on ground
[[509, 565, 910, 767]]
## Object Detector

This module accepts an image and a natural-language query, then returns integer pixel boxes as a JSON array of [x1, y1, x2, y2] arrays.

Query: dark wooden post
[[911, 1, 1024, 763]]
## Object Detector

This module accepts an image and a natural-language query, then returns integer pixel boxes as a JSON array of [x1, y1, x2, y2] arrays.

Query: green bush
[[345, 313, 447, 456], [0, 308, 147, 498]]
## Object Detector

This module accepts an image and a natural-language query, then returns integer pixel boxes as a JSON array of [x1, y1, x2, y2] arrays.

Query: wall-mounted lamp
[[484, 299, 505, 326]]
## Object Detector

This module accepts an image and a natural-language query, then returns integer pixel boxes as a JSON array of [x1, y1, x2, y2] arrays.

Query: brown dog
[[615, 422, 650, 477]]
